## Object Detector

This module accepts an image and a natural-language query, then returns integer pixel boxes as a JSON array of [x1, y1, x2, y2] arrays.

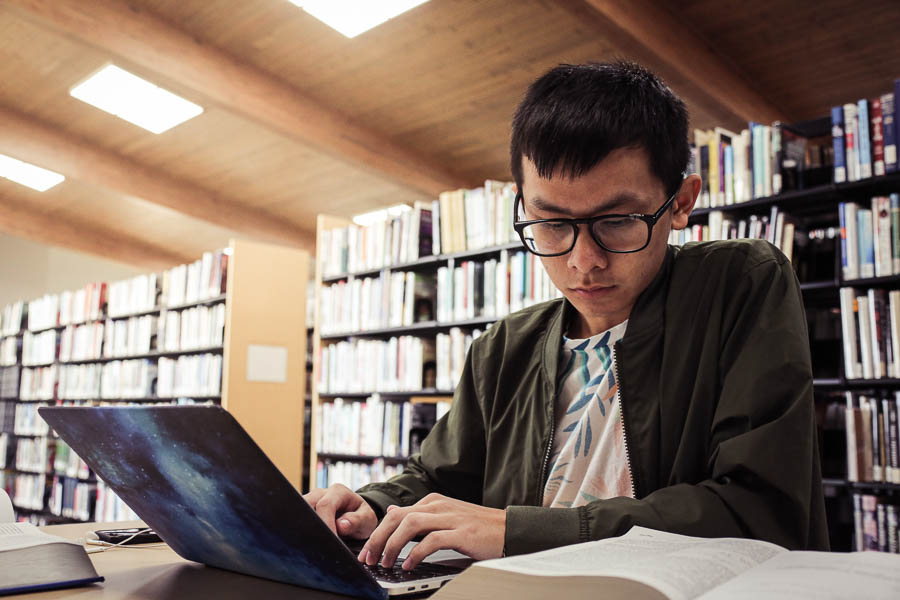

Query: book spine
[[870, 397, 882, 481], [883, 92, 897, 173], [853, 493, 864, 551], [771, 122, 783, 195], [858, 209, 875, 279], [846, 392, 859, 481], [844, 103, 859, 182], [872, 97, 886, 176], [840, 288, 861, 378], [875, 197, 893, 277], [858, 99, 873, 179], [832, 107, 847, 183]]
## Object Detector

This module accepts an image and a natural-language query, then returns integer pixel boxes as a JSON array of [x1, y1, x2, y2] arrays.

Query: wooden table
[[36, 521, 359, 599]]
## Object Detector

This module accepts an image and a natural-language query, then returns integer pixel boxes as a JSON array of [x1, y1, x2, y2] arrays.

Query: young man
[[304, 61, 829, 570]]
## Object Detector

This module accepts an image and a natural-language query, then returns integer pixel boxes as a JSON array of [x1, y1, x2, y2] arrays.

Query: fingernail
[[402, 559, 412, 571], [367, 552, 377, 565], [358, 548, 367, 562], [386, 505, 395, 512], [339, 518, 350, 529]]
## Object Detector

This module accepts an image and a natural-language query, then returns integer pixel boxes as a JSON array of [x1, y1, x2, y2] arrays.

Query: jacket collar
[[541, 245, 675, 383]]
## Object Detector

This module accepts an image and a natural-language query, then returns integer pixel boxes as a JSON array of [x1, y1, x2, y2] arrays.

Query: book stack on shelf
[[0, 240, 310, 525], [312, 179, 560, 490], [683, 76, 900, 552]]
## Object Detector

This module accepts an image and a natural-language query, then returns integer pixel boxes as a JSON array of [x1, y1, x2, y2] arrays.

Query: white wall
[[0, 234, 146, 307]]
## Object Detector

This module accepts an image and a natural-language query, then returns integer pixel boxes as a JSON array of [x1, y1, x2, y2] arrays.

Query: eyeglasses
[[513, 190, 677, 257]]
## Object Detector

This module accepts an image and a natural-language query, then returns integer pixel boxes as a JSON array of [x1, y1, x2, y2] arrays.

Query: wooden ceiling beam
[[0, 193, 190, 270], [7, 0, 468, 196], [0, 105, 310, 249], [583, 0, 787, 124]]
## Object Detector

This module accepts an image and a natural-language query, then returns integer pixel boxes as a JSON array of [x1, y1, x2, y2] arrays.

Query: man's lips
[[571, 285, 615, 293]]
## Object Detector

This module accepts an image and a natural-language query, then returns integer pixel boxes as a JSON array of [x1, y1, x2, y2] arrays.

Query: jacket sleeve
[[356, 342, 487, 519], [505, 252, 828, 554]]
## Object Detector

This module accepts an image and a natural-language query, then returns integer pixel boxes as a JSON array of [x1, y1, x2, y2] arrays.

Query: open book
[[0, 490, 103, 595], [433, 526, 900, 600]]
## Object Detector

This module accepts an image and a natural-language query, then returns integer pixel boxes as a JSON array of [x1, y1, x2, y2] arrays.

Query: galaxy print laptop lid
[[39, 405, 462, 599]]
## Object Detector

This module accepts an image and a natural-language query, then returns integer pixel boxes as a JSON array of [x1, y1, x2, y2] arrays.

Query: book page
[[698, 550, 900, 599], [0, 522, 76, 552], [475, 527, 785, 600]]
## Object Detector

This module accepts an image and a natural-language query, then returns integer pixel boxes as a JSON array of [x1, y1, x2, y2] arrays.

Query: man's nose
[[567, 224, 609, 273]]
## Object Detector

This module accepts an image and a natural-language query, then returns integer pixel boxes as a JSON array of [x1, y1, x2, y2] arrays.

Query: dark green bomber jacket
[[357, 239, 830, 555]]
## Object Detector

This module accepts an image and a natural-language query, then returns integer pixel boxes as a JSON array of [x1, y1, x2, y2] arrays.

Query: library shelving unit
[[0, 238, 309, 524], [309, 198, 561, 491], [685, 112, 900, 551]]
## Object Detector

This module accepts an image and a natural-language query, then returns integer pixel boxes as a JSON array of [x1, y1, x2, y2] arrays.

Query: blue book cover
[[831, 107, 846, 183], [857, 99, 872, 178], [839, 203, 849, 278], [858, 208, 875, 279], [886, 91, 898, 173], [724, 144, 734, 204]]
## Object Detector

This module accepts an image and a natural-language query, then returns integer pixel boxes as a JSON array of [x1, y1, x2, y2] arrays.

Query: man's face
[[519, 147, 694, 338]]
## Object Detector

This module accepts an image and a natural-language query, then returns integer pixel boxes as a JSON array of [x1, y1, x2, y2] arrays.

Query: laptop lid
[[39, 404, 388, 600]]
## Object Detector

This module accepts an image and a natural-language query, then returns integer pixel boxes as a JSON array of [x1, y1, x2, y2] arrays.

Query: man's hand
[[303, 484, 378, 539], [358, 493, 505, 570]]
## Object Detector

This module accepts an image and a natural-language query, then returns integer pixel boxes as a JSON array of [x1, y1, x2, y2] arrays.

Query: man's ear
[[670, 175, 701, 231]]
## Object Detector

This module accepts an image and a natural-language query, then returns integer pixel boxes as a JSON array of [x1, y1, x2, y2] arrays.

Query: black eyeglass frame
[[513, 189, 678, 257]]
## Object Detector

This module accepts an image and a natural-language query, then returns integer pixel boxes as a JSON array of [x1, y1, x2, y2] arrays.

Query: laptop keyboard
[[363, 560, 461, 583]]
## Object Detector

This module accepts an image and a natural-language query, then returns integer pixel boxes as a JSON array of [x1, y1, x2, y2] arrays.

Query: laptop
[[39, 405, 466, 599]]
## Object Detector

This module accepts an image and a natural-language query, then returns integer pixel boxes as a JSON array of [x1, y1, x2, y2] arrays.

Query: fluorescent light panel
[[290, 0, 430, 38], [70, 65, 203, 134], [0, 154, 65, 192]]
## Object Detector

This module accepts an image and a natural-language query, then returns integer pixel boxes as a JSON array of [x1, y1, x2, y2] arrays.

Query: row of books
[[838, 288, 900, 380], [163, 249, 229, 308], [317, 336, 433, 394], [315, 459, 404, 491], [26, 283, 106, 332], [14, 436, 48, 473], [20, 366, 55, 401], [102, 316, 155, 358], [9, 472, 44, 511], [95, 480, 140, 523], [22, 331, 57, 366], [156, 353, 223, 398], [158, 304, 226, 352], [854, 494, 899, 553], [0, 301, 24, 336], [436, 251, 561, 323], [832, 85, 900, 184], [13, 402, 50, 437], [319, 181, 517, 278], [60, 322, 104, 362], [669, 207, 796, 262], [844, 392, 900, 483], [319, 271, 435, 335], [317, 396, 451, 458], [0, 337, 17, 366], [48, 476, 93, 522], [692, 122, 831, 209], [0, 366, 18, 399], [107, 273, 158, 318], [435, 328, 480, 392], [0, 432, 8, 468], [839, 197, 900, 281], [0, 400, 14, 432], [55, 361, 157, 401]]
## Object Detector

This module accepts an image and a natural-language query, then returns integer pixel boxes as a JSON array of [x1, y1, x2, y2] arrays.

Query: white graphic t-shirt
[[542, 320, 634, 508]]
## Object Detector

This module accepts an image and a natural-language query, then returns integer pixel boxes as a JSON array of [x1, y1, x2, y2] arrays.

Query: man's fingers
[[380, 512, 447, 568], [339, 504, 378, 539], [302, 488, 326, 508], [401, 530, 454, 570]]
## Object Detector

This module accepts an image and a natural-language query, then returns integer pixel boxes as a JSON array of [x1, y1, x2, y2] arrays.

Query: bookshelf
[[309, 183, 563, 491], [0, 238, 309, 525], [684, 100, 900, 552]]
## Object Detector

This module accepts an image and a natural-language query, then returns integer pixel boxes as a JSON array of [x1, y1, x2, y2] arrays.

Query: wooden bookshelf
[[309, 202, 539, 491], [686, 145, 900, 551], [1, 239, 311, 524]]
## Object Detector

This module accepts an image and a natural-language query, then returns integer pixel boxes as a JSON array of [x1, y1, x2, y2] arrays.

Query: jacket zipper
[[615, 340, 637, 499], [538, 381, 556, 507]]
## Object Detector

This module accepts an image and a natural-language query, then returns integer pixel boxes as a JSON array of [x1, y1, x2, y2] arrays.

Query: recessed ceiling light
[[70, 64, 204, 134], [289, 0, 430, 38], [0, 154, 65, 192]]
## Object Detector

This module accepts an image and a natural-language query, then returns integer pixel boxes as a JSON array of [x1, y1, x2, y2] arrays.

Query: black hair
[[510, 61, 690, 198]]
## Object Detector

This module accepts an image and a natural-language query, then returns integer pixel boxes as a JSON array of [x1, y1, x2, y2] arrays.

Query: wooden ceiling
[[0, 0, 898, 269]]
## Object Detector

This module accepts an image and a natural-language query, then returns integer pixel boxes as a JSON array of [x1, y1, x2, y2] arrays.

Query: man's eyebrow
[[528, 193, 647, 216]]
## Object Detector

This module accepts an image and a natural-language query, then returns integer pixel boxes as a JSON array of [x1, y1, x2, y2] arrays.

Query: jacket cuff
[[504, 505, 587, 556]]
